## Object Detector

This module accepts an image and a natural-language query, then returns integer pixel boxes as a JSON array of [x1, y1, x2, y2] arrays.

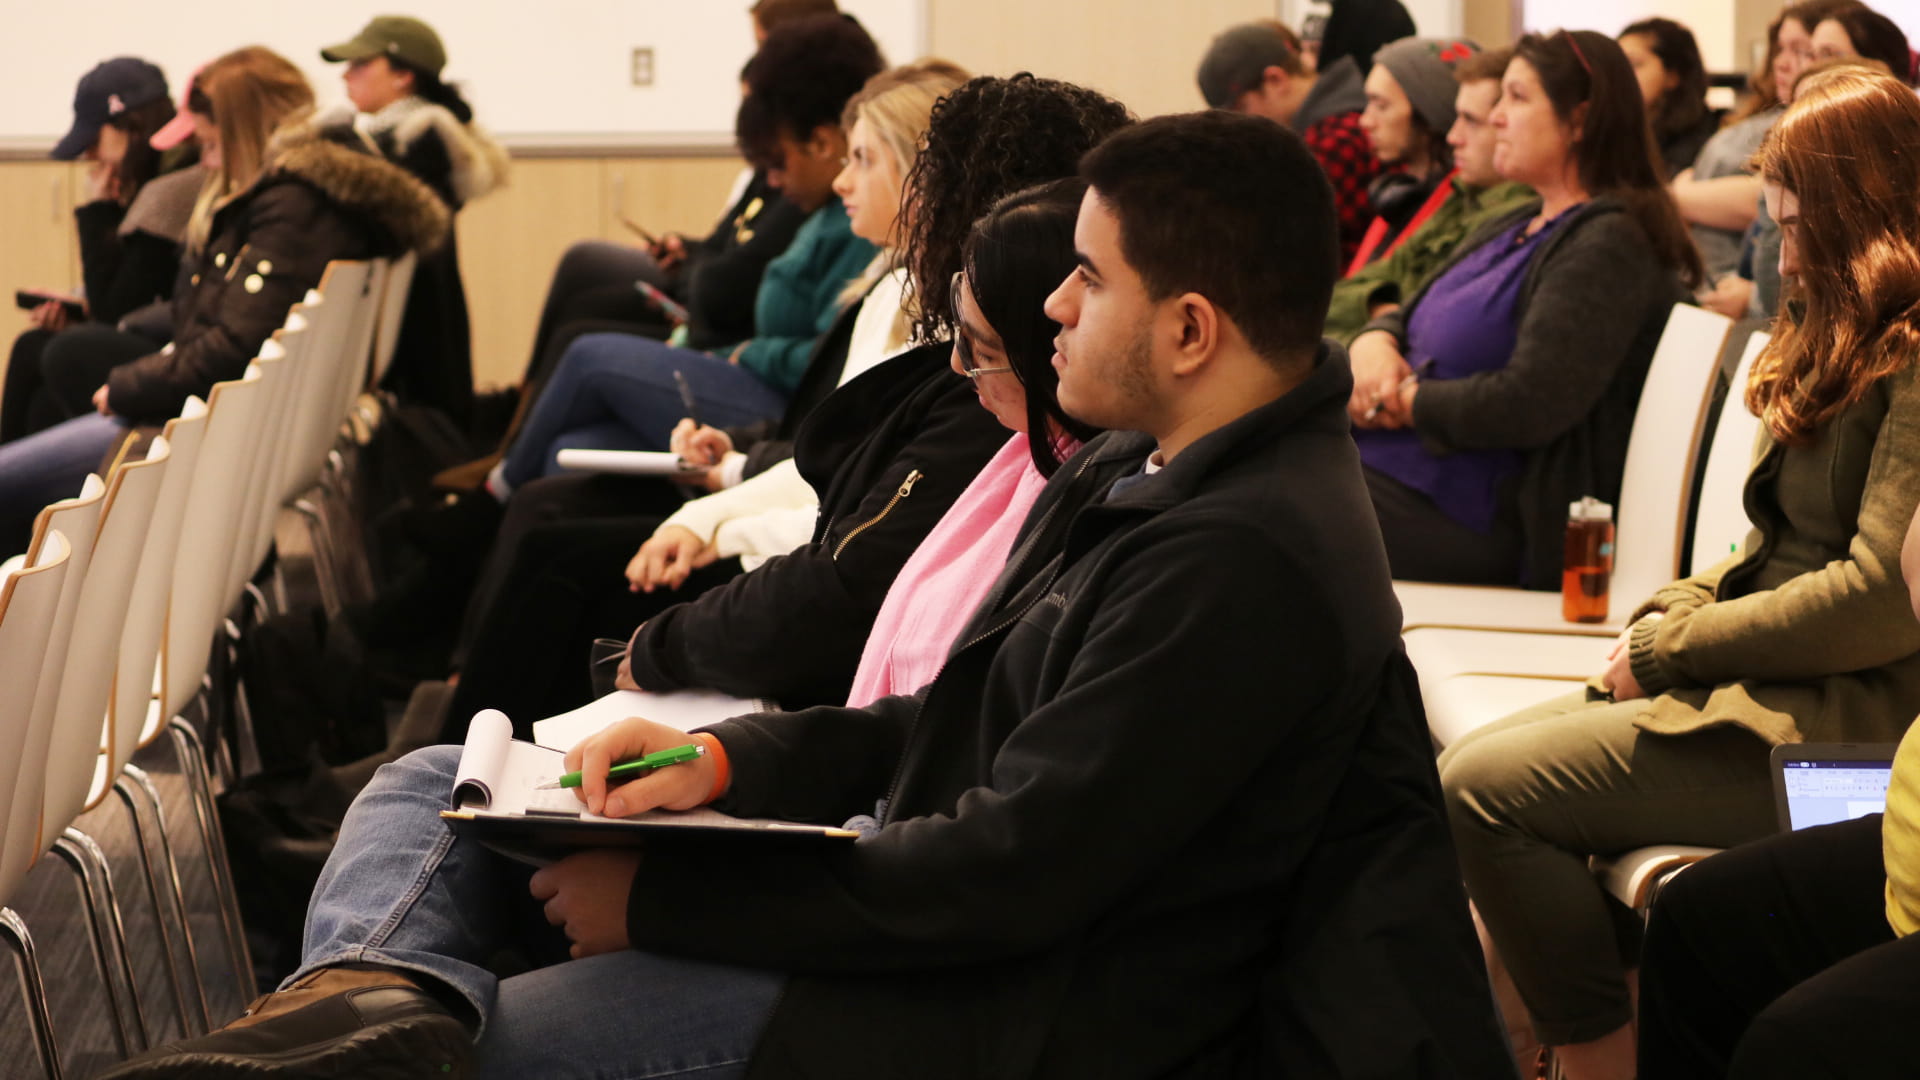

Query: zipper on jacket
[[876, 451, 1098, 825], [832, 469, 922, 560]]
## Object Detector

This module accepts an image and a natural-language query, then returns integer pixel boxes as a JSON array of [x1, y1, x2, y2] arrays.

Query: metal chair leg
[[1, 906, 66, 1079], [114, 769, 212, 1035], [169, 717, 257, 1001], [46, 833, 141, 1058], [53, 828, 150, 1053]]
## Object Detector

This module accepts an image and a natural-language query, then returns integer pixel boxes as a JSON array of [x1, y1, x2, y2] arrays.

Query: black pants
[[521, 241, 673, 389], [1638, 814, 1920, 1078], [1363, 466, 1524, 586], [444, 472, 732, 739], [2, 324, 151, 443]]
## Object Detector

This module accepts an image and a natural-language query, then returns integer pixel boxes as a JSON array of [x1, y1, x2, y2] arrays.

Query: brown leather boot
[[96, 965, 471, 1078]]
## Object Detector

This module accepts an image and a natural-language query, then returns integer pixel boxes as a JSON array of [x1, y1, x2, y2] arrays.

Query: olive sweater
[[1626, 362, 1920, 749]]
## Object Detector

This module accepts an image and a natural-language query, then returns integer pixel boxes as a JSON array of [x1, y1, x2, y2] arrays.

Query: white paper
[[554, 449, 705, 477], [451, 709, 577, 814], [532, 689, 770, 751]]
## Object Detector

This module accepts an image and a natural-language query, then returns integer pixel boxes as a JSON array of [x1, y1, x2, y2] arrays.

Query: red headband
[[1563, 31, 1593, 76]]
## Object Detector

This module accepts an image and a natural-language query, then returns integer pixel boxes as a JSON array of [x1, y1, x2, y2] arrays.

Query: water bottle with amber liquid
[[1562, 497, 1614, 623]]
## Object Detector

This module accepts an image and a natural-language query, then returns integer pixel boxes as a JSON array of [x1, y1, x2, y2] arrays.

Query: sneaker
[[96, 965, 472, 1078]]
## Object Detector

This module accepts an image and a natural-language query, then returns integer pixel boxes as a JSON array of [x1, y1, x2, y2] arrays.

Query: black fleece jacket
[[623, 342, 1008, 707], [623, 346, 1514, 1079]]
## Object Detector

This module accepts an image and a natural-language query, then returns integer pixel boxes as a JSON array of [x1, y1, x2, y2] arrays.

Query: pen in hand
[[1363, 373, 1421, 421], [537, 743, 705, 790], [673, 370, 701, 429]]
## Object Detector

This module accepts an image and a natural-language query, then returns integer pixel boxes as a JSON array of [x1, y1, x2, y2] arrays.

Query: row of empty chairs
[[0, 254, 411, 1079]]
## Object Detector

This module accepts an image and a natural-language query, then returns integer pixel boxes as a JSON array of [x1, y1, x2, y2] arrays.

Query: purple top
[[1356, 209, 1579, 534]]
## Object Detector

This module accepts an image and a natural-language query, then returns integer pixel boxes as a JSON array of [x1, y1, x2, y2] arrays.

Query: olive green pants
[[1437, 691, 1777, 1045]]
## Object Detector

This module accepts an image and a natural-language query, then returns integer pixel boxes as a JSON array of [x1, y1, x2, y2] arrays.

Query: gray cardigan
[[1359, 197, 1689, 588]]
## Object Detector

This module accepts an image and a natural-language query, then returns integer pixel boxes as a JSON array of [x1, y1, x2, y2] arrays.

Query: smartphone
[[619, 214, 658, 246], [15, 289, 85, 322], [635, 280, 691, 326]]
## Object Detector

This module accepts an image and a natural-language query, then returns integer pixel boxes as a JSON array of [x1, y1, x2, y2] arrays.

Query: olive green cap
[[321, 16, 446, 76]]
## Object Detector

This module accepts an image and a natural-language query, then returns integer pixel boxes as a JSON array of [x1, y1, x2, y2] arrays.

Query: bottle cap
[[1568, 496, 1614, 522]]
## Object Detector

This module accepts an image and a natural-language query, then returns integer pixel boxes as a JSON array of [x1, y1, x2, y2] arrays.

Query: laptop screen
[[1780, 759, 1894, 830]]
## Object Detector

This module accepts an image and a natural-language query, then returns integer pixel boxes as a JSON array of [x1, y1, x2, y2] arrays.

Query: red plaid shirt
[[1302, 111, 1382, 267]]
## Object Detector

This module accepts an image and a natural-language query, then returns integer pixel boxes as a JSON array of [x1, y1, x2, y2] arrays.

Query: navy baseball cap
[[53, 57, 170, 161]]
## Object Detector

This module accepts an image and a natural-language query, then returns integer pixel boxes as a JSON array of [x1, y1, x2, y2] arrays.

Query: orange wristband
[[692, 732, 730, 804]]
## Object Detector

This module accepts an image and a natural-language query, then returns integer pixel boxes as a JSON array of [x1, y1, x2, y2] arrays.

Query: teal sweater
[[732, 196, 878, 393]]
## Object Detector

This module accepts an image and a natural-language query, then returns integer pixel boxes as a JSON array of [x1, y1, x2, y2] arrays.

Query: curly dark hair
[[902, 74, 1132, 344], [742, 14, 885, 146]]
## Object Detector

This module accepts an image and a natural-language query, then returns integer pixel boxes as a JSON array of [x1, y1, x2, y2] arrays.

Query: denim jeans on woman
[[498, 332, 788, 493], [293, 745, 784, 1079], [0, 411, 127, 555]]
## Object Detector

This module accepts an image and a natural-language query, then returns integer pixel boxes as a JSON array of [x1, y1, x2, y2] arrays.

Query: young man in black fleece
[[102, 112, 1513, 1080]]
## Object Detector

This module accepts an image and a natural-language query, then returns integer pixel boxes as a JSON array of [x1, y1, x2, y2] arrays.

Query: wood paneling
[[457, 155, 745, 390], [926, 0, 1276, 118], [0, 162, 81, 384]]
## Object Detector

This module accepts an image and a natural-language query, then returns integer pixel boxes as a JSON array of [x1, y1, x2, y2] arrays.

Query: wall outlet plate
[[631, 47, 655, 87]]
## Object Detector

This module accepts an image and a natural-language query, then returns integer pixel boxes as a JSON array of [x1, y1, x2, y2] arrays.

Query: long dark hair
[[104, 97, 175, 196], [387, 56, 474, 124], [902, 74, 1132, 345], [1516, 30, 1703, 289], [1620, 17, 1711, 142], [1747, 67, 1920, 445], [963, 178, 1102, 476]]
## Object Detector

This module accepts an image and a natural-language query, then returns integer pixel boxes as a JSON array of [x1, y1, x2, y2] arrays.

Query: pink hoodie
[[847, 433, 1054, 706]]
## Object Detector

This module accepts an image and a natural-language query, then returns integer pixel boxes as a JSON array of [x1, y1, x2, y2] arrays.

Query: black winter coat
[[625, 346, 1516, 1079], [625, 342, 1008, 707], [105, 126, 448, 423], [316, 100, 510, 429]]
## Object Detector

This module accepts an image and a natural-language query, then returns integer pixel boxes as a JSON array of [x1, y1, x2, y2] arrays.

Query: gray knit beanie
[[1372, 37, 1479, 132]]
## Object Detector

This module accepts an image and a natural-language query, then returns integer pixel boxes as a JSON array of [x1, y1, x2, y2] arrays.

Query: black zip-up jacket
[[624, 346, 1515, 1078], [624, 342, 1008, 707]]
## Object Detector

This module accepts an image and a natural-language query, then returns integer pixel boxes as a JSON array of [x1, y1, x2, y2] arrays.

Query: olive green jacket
[[1625, 362, 1920, 746], [1323, 179, 1533, 346]]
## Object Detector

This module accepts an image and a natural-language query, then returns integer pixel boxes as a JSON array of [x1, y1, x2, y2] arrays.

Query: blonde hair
[[186, 47, 316, 252], [835, 59, 970, 344]]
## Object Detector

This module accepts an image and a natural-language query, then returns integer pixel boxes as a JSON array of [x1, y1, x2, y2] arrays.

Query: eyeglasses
[[951, 271, 1013, 379]]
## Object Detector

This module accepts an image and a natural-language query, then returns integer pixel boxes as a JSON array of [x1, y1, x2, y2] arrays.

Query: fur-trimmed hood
[[263, 122, 451, 255], [315, 98, 511, 206]]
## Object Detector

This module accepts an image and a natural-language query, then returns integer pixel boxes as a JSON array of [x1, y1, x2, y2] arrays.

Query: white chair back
[[1608, 303, 1734, 606], [0, 530, 72, 904], [1689, 332, 1771, 575], [369, 250, 417, 387], [159, 367, 266, 727], [7, 477, 107, 861], [31, 437, 171, 815], [229, 339, 298, 598]]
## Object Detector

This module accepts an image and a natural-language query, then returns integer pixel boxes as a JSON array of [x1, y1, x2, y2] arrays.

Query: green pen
[[536, 743, 705, 790]]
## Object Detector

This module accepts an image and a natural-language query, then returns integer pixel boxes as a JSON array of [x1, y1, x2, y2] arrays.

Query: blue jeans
[[501, 333, 789, 490], [0, 412, 127, 554], [295, 745, 785, 1079]]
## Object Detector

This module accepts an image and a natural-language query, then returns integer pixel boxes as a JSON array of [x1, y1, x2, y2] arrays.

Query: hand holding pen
[[563, 717, 725, 818]]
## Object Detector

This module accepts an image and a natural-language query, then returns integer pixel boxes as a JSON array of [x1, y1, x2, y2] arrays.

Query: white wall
[[1521, 0, 1739, 69], [0, 0, 925, 143]]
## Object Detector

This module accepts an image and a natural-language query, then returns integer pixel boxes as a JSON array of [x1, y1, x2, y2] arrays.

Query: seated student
[[1812, 2, 1916, 84], [1676, 0, 1845, 287], [1347, 31, 1699, 588], [0, 46, 447, 556], [98, 109, 1513, 1080], [1197, 20, 1381, 263], [4, 57, 199, 443], [1442, 66, 1920, 1080], [1349, 36, 1480, 273], [318, 15, 509, 428], [1619, 18, 1720, 177], [1326, 47, 1533, 345], [443, 74, 1131, 730], [1637, 527, 1920, 1080], [485, 15, 884, 498]]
